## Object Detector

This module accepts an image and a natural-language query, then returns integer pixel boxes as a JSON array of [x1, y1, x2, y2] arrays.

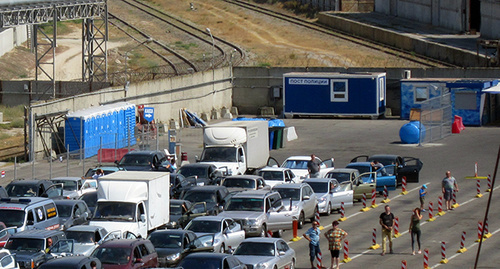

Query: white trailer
[[90, 171, 169, 238], [199, 120, 270, 175]]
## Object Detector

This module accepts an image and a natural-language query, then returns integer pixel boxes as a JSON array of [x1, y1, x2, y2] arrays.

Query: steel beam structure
[[82, 3, 108, 83]]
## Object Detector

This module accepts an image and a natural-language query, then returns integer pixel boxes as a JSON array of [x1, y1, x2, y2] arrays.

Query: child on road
[[419, 184, 427, 212]]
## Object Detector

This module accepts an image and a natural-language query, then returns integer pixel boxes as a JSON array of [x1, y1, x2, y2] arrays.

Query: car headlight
[[213, 238, 221, 245], [246, 219, 257, 226], [255, 262, 269, 269], [166, 253, 180, 261]]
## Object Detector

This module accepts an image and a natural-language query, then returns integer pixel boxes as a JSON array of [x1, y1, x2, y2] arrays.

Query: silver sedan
[[233, 237, 295, 269]]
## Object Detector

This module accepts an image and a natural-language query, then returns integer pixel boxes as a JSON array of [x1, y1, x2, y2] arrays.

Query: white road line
[[430, 227, 500, 268], [288, 183, 430, 245]]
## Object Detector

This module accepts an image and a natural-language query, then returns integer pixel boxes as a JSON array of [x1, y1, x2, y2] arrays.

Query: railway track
[[223, 0, 459, 68], [117, 0, 245, 69]]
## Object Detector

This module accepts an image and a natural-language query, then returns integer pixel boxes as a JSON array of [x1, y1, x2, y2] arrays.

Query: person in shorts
[[304, 221, 322, 269], [325, 220, 347, 269], [442, 171, 458, 210], [419, 184, 427, 212]]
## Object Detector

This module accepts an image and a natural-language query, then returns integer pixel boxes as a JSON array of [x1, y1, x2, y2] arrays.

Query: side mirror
[[279, 251, 286, 256], [140, 214, 146, 223], [195, 155, 199, 162], [303, 196, 310, 201]]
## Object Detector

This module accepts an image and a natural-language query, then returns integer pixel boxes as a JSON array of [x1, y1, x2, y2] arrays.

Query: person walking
[[325, 220, 347, 269], [442, 171, 459, 210], [419, 184, 427, 212], [304, 221, 323, 269], [409, 207, 423, 255], [379, 205, 395, 255], [307, 154, 321, 178]]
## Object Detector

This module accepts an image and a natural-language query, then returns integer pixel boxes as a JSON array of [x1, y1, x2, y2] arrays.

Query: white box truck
[[89, 171, 169, 238], [198, 120, 270, 175]]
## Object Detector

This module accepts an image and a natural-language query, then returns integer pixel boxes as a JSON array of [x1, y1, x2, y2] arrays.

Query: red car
[[91, 238, 158, 269]]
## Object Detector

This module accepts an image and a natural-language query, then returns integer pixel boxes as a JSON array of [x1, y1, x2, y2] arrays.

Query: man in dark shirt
[[307, 154, 321, 178], [379, 205, 395, 255]]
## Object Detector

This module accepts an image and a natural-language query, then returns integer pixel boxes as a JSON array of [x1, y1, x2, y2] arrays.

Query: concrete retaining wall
[[0, 26, 28, 57], [317, 12, 487, 67], [481, 0, 500, 39], [29, 67, 232, 157]]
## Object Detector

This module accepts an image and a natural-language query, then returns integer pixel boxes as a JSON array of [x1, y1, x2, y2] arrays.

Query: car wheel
[[325, 203, 331, 216], [273, 229, 283, 238], [259, 224, 267, 237], [298, 212, 305, 229], [220, 243, 225, 253], [310, 207, 318, 222]]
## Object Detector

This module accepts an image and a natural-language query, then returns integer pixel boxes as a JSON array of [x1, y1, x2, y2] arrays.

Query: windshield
[[182, 191, 216, 203], [93, 202, 136, 222], [222, 178, 255, 189], [6, 185, 38, 197], [259, 171, 283, 181], [185, 220, 220, 234], [51, 180, 78, 192], [92, 247, 131, 265], [274, 188, 300, 201], [306, 182, 328, 193], [56, 204, 73, 218], [0, 210, 25, 227], [282, 160, 308, 169], [234, 242, 275, 256], [148, 233, 182, 248], [6, 238, 44, 252], [66, 231, 95, 243], [200, 147, 236, 162], [118, 155, 151, 166], [326, 172, 351, 183], [225, 198, 263, 212], [178, 167, 209, 178], [347, 165, 370, 174], [80, 192, 97, 208]]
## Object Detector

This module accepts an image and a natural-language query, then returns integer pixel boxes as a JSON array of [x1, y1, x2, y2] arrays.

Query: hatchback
[[91, 238, 158, 269]]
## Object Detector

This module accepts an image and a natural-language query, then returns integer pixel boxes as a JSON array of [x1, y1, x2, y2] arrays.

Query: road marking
[[430, 227, 500, 268], [288, 183, 430, 245]]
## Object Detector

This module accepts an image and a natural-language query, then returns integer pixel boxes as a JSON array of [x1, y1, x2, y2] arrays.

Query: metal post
[[14, 157, 17, 180], [49, 145, 52, 179], [82, 141, 85, 176], [32, 128, 35, 178], [127, 125, 131, 152], [79, 118, 83, 162], [156, 122, 159, 151], [66, 144, 70, 177], [99, 137, 103, 166], [115, 133, 118, 162]]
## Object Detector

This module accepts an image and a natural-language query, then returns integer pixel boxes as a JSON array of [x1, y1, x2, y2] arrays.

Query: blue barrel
[[399, 121, 426, 144]]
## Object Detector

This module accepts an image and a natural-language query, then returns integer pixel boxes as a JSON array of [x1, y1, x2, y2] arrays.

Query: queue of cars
[[0, 150, 422, 269]]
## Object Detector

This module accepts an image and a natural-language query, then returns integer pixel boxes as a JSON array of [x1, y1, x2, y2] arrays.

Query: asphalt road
[[1, 118, 499, 268]]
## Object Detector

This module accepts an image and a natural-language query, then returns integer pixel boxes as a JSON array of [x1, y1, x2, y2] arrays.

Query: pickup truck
[[346, 162, 397, 195]]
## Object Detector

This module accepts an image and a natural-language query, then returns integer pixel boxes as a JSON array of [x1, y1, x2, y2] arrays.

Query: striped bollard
[[342, 240, 351, 263], [484, 218, 492, 238], [457, 231, 467, 253], [370, 188, 378, 208], [369, 228, 380, 249], [427, 202, 436, 222], [266, 230, 273, 238], [361, 193, 370, 212], [486, 174, 492, 192], [437, 196, 445, 216], [440, 241, 448, 264], [315, 251, 322, 269], [393, 217, 401, 238], [475, 221, 483, 242], [476, 179, 483, 198], [452, 191, 459, 208], [400, 176, 408, 195], [401, 260, 407, 269], [291, 219, 300, 241], [423, 249, 429, 269], [338, 202, 347, 222], [382, 185, 390, 203]]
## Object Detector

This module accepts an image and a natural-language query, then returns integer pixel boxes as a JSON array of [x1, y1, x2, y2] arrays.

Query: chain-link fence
[[418, 92, 452, 144], [10, 124, 176, 181]]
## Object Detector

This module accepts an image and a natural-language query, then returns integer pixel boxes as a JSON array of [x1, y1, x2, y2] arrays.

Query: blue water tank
[[399, 121, 426, 144]]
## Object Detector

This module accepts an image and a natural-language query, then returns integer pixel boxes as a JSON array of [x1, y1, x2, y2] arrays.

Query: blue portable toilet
[[283, 72, 387, 118]]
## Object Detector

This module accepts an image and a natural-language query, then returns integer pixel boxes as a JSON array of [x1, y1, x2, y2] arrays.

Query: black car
[[179, 186, 231, 215], [170, 173, 212, 199], [168, 200, 208, 229], [177, 163, 223, 184], [5, 179, 61, 198], [116, 150, 170, 171], [350, 154, 423, 184], [5, 229, 66, 269], [147, 229, 213, 267], [177, 252, 246, 269], [54, 200, 92, 230], [39, 256, 102, 269]]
